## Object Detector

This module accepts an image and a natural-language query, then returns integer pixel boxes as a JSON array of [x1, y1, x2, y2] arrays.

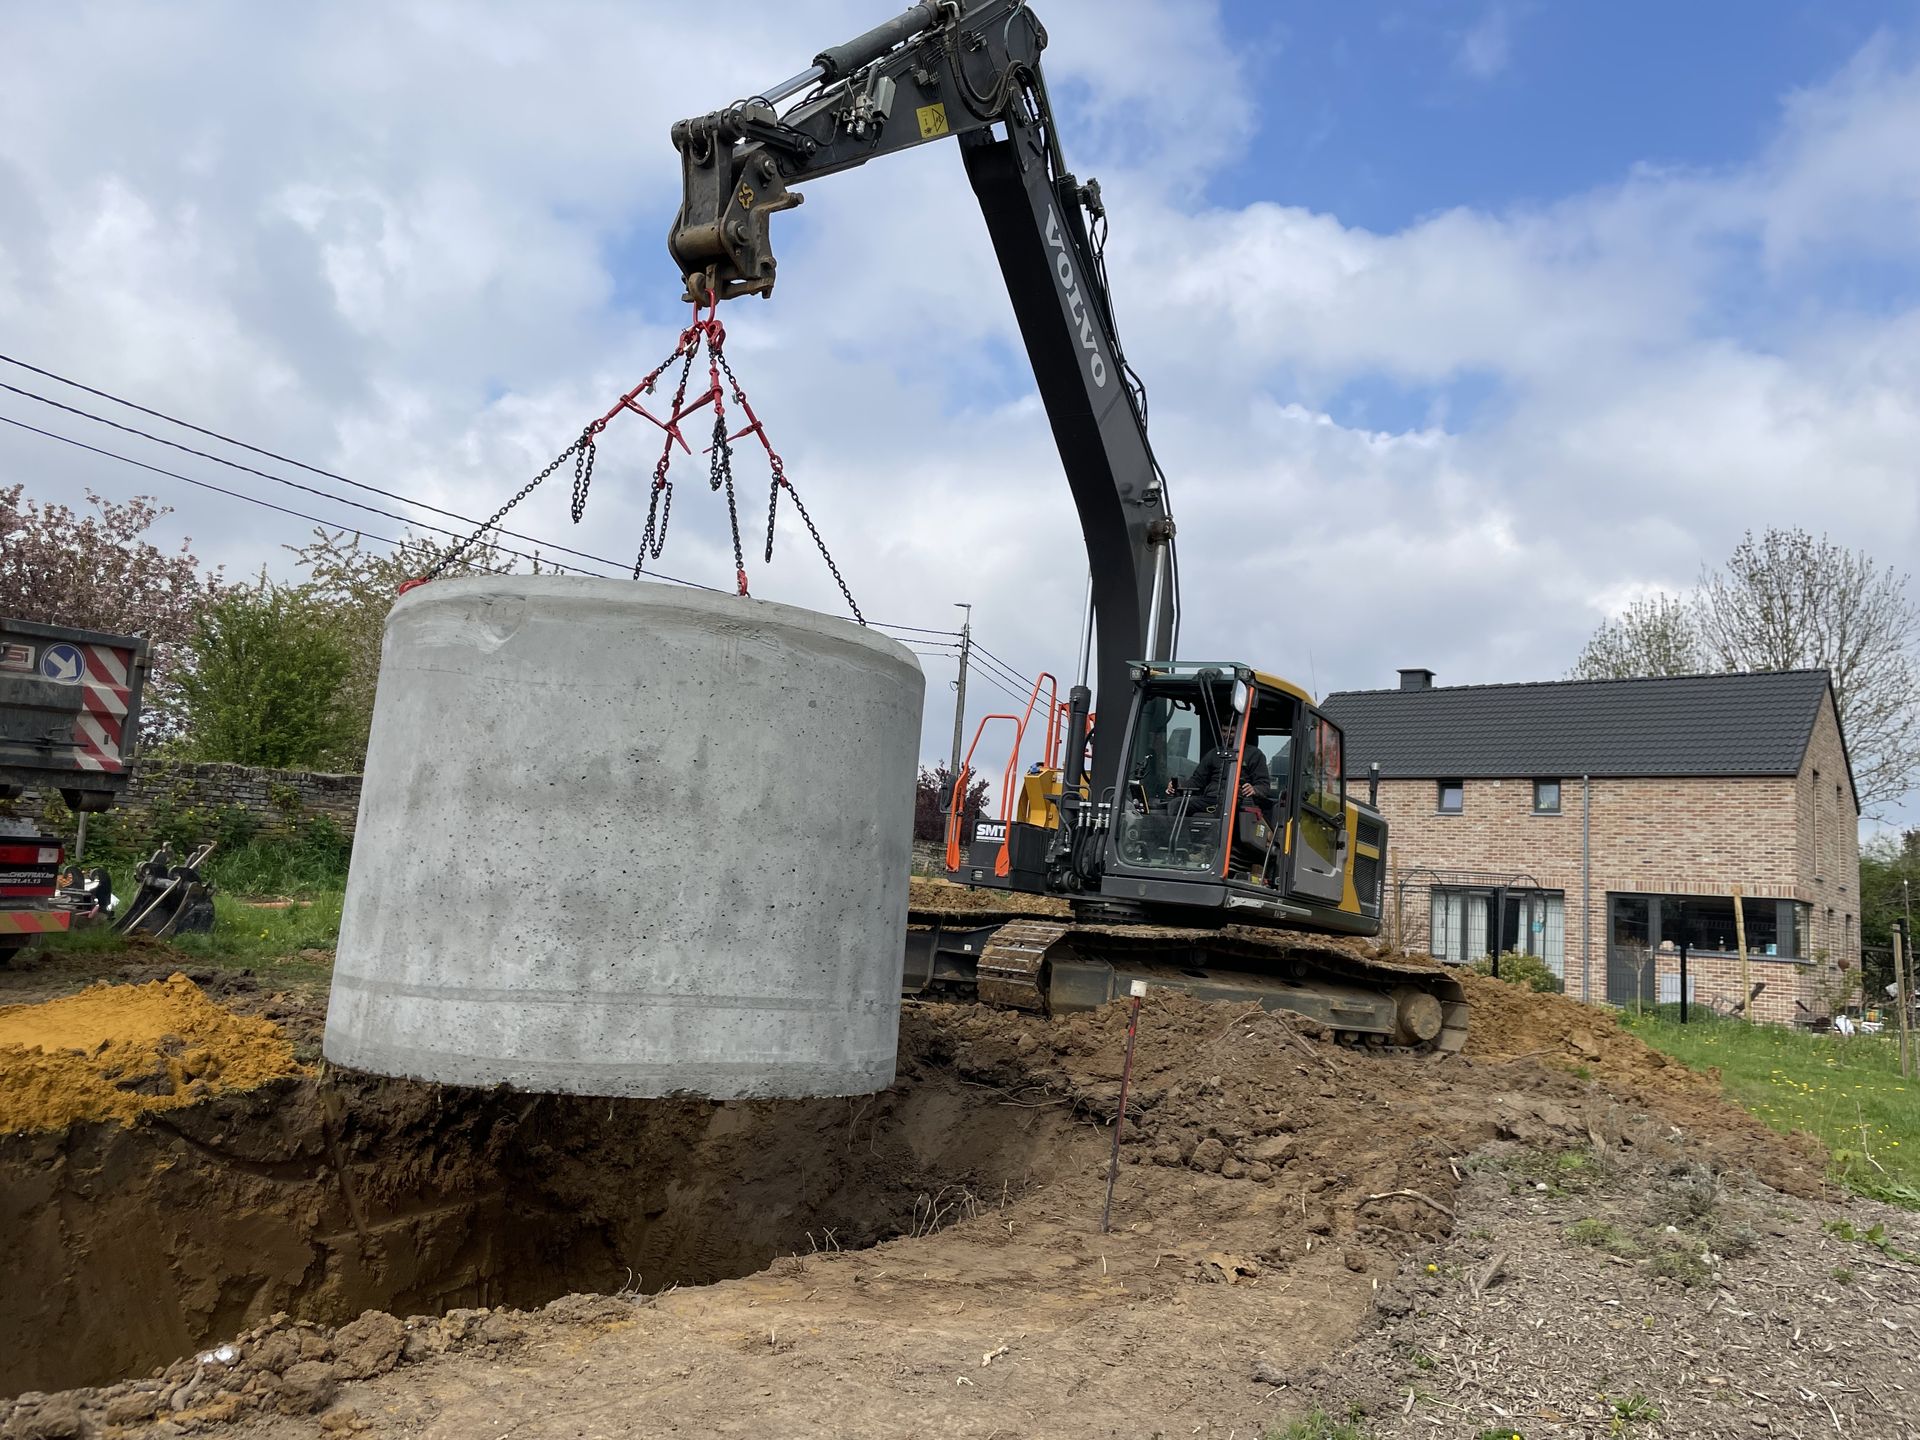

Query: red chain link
[[403, 291, 861, 621]]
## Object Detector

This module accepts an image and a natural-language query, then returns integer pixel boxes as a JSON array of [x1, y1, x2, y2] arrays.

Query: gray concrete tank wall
[[323, 577, 925, 1099]]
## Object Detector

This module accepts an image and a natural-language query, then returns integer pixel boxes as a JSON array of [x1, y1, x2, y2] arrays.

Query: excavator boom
[[668, 3, 1468, 1048], [669, 0, 1173, 862]]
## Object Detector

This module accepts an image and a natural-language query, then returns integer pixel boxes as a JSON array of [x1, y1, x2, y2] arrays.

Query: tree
[[914, 763, 990, 845], [1696, 529, 1920, 812], [0, 485, 222, 744], [286, 527, 541, 769], [173, 585, 356, 769], [1860, 830, 1919, 1005], [1568, 594, 1705, 680]]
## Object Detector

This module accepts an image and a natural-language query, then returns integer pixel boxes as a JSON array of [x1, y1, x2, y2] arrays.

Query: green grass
[[82, 825, 351, 902], [1823, 1218, 1920, 1266], [1624, 1011, 1920, 1209], [1267, 1413, 1367, 1440], [40, 889, 340, 989], [1606, 1393, 1659, 1433], [1565, 1218, 1642, 1257]]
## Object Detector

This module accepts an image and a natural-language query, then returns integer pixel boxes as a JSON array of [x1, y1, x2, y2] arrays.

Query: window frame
[[1299, 710, 1347, 822], [1436, 779, 1464, 815], [1532, 779, 1562, 815]]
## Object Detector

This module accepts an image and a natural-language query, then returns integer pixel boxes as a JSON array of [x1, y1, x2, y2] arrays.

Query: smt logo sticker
[[39, 643, 83, 684], [0, 643, 32, 674]]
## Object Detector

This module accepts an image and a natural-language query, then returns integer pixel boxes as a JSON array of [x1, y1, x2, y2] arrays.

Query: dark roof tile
[[1321, 669, 1832, 780]]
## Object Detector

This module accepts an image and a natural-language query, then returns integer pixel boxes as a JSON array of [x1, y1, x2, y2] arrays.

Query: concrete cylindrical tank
[[323, 577, 925, 1099]]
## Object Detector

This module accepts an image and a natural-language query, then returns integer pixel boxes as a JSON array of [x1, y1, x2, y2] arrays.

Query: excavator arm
[[668, 1, 1176, 867]]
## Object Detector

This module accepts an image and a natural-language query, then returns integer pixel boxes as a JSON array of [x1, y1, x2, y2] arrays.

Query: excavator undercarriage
[[903, 886, 1468, 1054]]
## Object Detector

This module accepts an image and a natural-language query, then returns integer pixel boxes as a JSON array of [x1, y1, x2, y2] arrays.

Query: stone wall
[[16, 761, 362, 854]]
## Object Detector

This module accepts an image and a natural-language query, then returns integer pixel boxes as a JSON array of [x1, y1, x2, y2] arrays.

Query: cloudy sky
[[3, 1, 1917, 823]]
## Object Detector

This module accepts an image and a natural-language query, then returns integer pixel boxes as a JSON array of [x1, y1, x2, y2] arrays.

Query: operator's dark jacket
[[1186, 743, 1270, 812]]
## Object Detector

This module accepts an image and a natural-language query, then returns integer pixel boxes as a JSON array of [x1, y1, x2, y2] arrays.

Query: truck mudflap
[[0, 909, 72, 939]]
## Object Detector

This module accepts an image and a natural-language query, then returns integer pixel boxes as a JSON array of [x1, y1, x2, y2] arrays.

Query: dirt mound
[[0, 973, 304, 1132], [1460, 971, 1706, 1084], [1457, 971, 1828, 1198]]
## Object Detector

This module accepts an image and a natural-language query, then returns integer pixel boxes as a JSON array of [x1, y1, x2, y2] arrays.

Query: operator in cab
[[1167, 730, 1270, 815]]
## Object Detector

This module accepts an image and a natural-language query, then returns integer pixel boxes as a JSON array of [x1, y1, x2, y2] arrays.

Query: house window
[[1834, 782, 1845, 883], [1812, 770, 1821, 879], [1437, 779, 1464, 814], [1429, 886, 1564, 974], [1603, 893, 1811, 1009], [1533, 780, 1561, 814]]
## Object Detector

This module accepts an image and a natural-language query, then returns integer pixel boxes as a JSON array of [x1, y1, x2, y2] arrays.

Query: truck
[[0, 618, 149, 959]]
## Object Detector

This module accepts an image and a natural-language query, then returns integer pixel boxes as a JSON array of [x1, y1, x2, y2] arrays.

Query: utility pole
[[947, 602, 972, 808]]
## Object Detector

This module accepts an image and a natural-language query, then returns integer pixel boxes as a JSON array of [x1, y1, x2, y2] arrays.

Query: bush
[[204, 816, 352, 898], [173, 585, 356, 769], [1471, 951, 1564, 994]]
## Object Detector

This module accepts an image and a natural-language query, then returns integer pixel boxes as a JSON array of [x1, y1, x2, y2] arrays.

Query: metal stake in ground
[[1894, 917, 1912, 1079], [1100, 980, 1147, 1235]]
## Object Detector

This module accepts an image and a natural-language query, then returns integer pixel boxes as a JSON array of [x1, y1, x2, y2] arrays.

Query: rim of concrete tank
[[387, 574, 923, 676]]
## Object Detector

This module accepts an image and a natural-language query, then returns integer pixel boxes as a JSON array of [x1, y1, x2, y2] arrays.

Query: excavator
[[668, 0, 1465, 1051]]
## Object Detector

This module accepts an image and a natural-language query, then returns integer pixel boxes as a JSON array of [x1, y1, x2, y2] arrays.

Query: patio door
[[1606, 895, 1656, 1008]]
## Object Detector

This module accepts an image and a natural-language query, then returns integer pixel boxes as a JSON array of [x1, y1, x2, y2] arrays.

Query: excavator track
[[974, 919, 1068, 1012], [905, 894, 1468, 1054]]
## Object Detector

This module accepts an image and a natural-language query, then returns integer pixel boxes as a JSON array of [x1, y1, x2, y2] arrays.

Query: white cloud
[[1456, 6, 1514, 81], [2, 1, 1918, 822]]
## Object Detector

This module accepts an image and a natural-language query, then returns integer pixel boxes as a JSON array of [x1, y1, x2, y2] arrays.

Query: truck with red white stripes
[[0, 618, 149, 959]]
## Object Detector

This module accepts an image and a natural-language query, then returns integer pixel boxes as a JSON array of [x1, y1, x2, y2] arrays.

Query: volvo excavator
[[668, 0, 1465, 1051]]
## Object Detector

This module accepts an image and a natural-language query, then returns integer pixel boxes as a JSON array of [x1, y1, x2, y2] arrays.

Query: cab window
[[1303, 713, 1344, 817]]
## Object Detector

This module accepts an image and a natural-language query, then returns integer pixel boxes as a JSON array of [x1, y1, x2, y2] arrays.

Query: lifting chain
[[406, 433, 588, 590], [405, 295, 862, 624]]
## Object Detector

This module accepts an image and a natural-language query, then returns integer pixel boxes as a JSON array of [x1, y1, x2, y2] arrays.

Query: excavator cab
[[1098, 663, 1385, 937]]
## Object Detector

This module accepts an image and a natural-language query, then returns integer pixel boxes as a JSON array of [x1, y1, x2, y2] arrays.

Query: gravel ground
[[1290, 1138, 1920, 1439]]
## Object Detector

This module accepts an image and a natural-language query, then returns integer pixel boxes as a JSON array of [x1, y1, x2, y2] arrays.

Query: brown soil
[[0, 970, 1852, 1436], [0, 974, 304, 1132], [907, 875, 1069, 916], [1457, 972, 1830, 1198]]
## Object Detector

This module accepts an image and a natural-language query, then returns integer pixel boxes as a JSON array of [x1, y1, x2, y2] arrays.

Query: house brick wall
[[1366, 688, 1861, 1025], [1795, 697, 1862, 979]]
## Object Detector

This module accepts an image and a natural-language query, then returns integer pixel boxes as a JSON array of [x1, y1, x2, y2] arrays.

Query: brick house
[[1321, 668, 1862, 1025]]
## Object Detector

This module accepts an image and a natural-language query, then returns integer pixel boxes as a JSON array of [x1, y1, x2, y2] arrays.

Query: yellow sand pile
[[0, 973, 304, 1132]]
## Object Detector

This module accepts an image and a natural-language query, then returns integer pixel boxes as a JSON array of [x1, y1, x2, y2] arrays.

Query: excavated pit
[[0, 1011, 1084, 1396]]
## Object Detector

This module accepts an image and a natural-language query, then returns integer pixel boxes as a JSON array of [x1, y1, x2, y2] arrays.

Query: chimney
[[1397, 667, 1434, 692]]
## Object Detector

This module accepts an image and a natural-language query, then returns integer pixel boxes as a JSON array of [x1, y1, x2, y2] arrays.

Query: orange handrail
[[945, 714, 1019, 872], [943, 671, 1065, 879], [996, 674, 1059, 876]]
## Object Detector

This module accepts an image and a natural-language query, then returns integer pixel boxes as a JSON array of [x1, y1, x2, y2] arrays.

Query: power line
[[968, 666, 1038, 710], [0, 415, 413, 558], [0, 354, 977, 635], [0, 353, 677, 580], [972, 640, 1039, 690], [869, 619, 967, 637], [0, 407, 637, 579], [970, 648, 1040, 699], [0, 377, 727, 589]]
